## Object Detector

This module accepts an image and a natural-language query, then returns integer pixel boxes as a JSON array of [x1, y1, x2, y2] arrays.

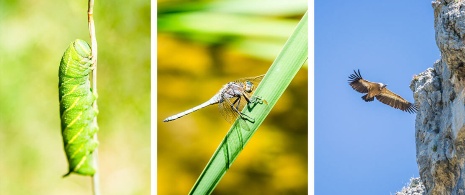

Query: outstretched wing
[[376, 88, 417, 113], [348, 69, 377, 93]]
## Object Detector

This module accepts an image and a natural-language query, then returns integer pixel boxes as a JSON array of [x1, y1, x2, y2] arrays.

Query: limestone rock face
[[410, 1, 465, 194]]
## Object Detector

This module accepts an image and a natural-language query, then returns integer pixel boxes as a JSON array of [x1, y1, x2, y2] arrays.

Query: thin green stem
[[88, 0, 100, 194]]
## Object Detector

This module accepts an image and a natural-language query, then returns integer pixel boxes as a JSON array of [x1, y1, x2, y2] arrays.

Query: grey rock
[[409, 1, 465, 194], [396, 177, 426, 195]]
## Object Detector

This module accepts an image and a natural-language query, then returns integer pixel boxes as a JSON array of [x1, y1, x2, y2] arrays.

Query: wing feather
[[376, 88, 417, 113], [348, 69, 376, 93]]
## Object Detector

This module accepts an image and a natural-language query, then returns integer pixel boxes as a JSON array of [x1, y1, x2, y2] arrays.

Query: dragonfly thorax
[[221, 82, 244, 99]]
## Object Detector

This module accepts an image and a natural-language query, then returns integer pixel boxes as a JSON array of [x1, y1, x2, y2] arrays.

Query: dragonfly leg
[[239, 113, 254, 123], [233, 96, 241, 111], [230, 97, 243, 115], [250, 96, 267, 105], [243, 95, 267, 112], [242, 93, 251, 104], [229, 97, 255, 123], [243, 92, 267, 106]]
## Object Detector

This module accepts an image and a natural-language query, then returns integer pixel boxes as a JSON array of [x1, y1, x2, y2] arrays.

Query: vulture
[[348, 69, 417, 113]]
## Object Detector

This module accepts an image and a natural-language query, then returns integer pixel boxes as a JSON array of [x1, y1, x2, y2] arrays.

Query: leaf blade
[[189, 11, 308, 195]]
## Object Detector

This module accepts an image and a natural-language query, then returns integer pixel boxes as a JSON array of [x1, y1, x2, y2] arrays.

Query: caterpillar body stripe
[[59, 39, 99, 176]]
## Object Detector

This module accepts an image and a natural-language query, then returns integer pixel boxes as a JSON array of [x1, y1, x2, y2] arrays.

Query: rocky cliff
[[397, 177, 426, 195], [409, 0, 465, 194]]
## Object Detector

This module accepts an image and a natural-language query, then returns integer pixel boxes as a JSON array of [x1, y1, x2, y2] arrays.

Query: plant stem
[[88, 0, 100, 195]]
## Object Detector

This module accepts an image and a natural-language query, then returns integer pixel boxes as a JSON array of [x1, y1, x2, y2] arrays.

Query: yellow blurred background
[[157, 0, 308, 194], [0, 0, 150, 194]]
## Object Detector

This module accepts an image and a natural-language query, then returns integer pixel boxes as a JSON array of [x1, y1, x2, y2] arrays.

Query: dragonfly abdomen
[[163, 95, 220, 122]]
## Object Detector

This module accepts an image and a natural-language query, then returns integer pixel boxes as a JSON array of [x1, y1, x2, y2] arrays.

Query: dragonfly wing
[[234, 75, 264, 87], [237, 116, 250, 131], [237, 74, 265, 81], [218, 94, 251, 131], [218, 95, 241, 124]]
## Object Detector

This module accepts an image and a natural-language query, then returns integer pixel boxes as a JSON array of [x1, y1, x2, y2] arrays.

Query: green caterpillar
[[59, 39, 98, 177]]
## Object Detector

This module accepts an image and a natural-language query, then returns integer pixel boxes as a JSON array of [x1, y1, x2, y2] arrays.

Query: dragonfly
[[163, 75, 266, 131]]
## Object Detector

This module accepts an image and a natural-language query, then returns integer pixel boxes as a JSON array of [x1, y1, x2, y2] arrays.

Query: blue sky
[[315, 1, 439, 194]]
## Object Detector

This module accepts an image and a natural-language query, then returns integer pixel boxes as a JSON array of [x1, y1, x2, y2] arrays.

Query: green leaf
[[189, 11, 308, 195]]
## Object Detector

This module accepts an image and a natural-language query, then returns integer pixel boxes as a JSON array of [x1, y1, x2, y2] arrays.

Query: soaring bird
[[348, 69, 417, 113]]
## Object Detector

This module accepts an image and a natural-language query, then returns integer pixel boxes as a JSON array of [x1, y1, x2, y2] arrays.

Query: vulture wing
[[376, 88, 417, 113], [348, 69, 378, 93]]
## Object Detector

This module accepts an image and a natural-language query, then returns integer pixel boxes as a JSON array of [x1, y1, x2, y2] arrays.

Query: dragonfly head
[[245, 81, 254, 93]]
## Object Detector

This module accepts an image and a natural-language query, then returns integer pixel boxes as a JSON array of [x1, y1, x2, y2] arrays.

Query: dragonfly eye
[[245, 81, 254, 92]]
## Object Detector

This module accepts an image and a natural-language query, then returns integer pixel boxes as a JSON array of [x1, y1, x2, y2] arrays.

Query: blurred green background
[[157, 0, 308, 194], [0, 0, 150, 194]]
